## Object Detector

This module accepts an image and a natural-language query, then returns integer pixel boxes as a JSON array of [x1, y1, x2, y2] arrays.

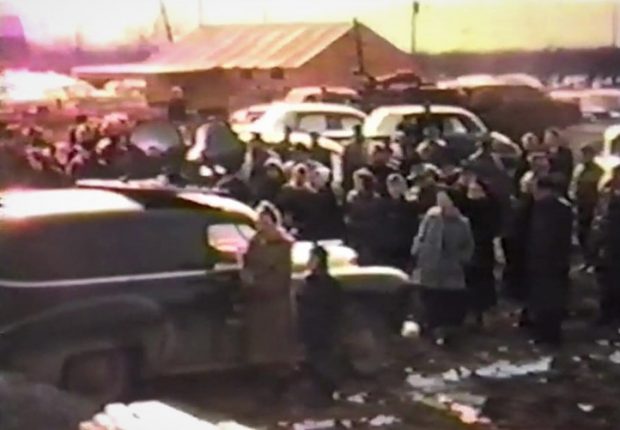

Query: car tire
[[339, 304, 390, 377], [62, 349, 134, 404]]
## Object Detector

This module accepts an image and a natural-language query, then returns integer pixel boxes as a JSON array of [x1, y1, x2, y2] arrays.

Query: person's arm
[[411, 213, 429, 258], [459, 218, 475, 264]]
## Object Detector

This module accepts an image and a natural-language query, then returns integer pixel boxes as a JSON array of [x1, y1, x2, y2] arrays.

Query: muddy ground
[[133, 271, 620, 430]]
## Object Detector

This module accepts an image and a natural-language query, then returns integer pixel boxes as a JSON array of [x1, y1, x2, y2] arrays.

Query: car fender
[[0, 295, 175, 384]]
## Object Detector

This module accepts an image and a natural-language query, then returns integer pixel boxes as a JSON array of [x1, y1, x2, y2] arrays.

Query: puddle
[[292, 420, 336, 430]]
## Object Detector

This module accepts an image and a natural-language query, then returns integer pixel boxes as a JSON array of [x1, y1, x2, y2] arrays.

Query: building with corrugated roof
[[73, 22, 416, 113]]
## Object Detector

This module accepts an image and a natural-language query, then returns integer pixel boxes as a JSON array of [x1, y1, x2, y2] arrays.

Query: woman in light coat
[[412, 191, 474, 342]]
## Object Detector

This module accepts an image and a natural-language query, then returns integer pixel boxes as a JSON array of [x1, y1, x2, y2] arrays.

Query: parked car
[[229, 103, 271, 132], [239, 102, 367, 142], [363, 104, 521, 167], [0, 186, 411, 401]]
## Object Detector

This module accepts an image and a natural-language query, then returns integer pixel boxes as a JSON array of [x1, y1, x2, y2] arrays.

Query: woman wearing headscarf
[[345, 168, 382, 265], [242, 202, 295, 367], [375, 173, 420, 270], [459, 178, 501, 326], [411, 191, 474, 343]]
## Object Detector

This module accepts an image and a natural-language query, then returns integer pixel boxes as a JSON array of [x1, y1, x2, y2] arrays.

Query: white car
[[240, 102, 367, 142], [363, 104, 520, 164]]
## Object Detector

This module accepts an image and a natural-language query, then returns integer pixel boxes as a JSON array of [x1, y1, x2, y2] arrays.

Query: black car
[[0, 186, 412, 401]]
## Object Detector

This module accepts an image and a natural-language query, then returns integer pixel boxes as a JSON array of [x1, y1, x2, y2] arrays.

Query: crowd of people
[[2, 108, 620, 341], [4, 105, 620, 405]]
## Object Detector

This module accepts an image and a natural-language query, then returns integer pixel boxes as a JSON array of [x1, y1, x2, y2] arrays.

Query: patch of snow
[[578, 404, 595, 413], [475, 357, 553, 379], [406, 374, 446, 392], [369, 415, 401, 427], [401, 321, 421, 338], [346, 393, 367, 404], [609, 351, 620, 364], [292, 420, 336, 430]]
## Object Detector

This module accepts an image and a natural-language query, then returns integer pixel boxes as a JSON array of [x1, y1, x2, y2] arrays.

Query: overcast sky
[[3, 0, 620, 52]]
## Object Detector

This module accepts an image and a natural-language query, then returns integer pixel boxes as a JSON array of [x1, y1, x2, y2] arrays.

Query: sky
[[4, 0, 620, 53]]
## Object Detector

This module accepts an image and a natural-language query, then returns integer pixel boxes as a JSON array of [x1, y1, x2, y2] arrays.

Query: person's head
[[353, 168, 375, 193], [256, 201, 282, 233], [436, 190, 458, 216], [521, 132, 540, 152], [423, 125, 441, 140], [467, 178, 489, 200], [290, 163, 309, 187], [533, 175, 557, 200], [308, 245, 329, 273], [171, 86, 184, 99], [528, 151, 550, 175], [310, 164, 331, 190], [387, 173, 407, 199], [581, 144, 597, 163], [544, 128, 562, 149], [370, 143, 391, 166], [264, 158, 283, 180]]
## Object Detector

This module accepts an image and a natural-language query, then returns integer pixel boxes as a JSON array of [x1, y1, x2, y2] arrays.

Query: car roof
[[0, 189, 143, 220], [266, 102, 366, 117], [0, 186, 257, 222], [368, 104, 477, 116]]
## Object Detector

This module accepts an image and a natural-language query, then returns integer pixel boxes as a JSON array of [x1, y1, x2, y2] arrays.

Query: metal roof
[[73, 22, 354, 76]]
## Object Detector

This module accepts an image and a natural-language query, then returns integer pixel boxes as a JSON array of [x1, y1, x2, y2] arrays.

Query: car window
[[295, 113, 362, 133], [0, 210, 208, 280], [296, 113, 327, 132], [207, 223, 256, 255], [400, 113, 482, 135]]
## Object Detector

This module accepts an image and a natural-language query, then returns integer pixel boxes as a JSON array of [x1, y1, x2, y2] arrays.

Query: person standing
[[342, 125, 367, 195], [297, 246, 343, 406], [459, 178, 501, 326], [167, 86, 188, 124], [366, 144, 397, 198], [345, 169, 382, 265], [591, 166, 620, 325], [571, 145, 604, 270], [277, 163, 316, 239], [242, 202, 295, 367], [411, 191, 475, 344], [544, 128, 574, 194], [375, 173, 420, 270], [525, 177, 573, 345]]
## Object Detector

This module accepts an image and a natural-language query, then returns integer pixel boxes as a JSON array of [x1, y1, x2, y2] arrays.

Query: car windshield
[[400, 113, 484, 135], [207, 223, 256, 254]]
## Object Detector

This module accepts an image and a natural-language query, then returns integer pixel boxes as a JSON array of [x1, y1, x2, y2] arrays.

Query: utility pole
[[613, 0, 619, 48], [411, 1, 420, 54], [159, 0, 174, 43], [198, 0, 204, 27]]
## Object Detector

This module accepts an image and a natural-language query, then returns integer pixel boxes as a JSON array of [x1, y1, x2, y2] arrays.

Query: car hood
[[292, 240, 357, 272]]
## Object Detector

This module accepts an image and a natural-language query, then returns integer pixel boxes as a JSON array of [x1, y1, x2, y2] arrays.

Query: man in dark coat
[[342, 125, 367, 195], [571, 144, 604, 269], [366, 144, 397, 198], [375, 173, 419, 270], [525, 176, 573, 345], [591, 166, 620, 325], [297, 246, 343, 405], [167, 87, 188, 123], [544, 128, 574, 194]]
